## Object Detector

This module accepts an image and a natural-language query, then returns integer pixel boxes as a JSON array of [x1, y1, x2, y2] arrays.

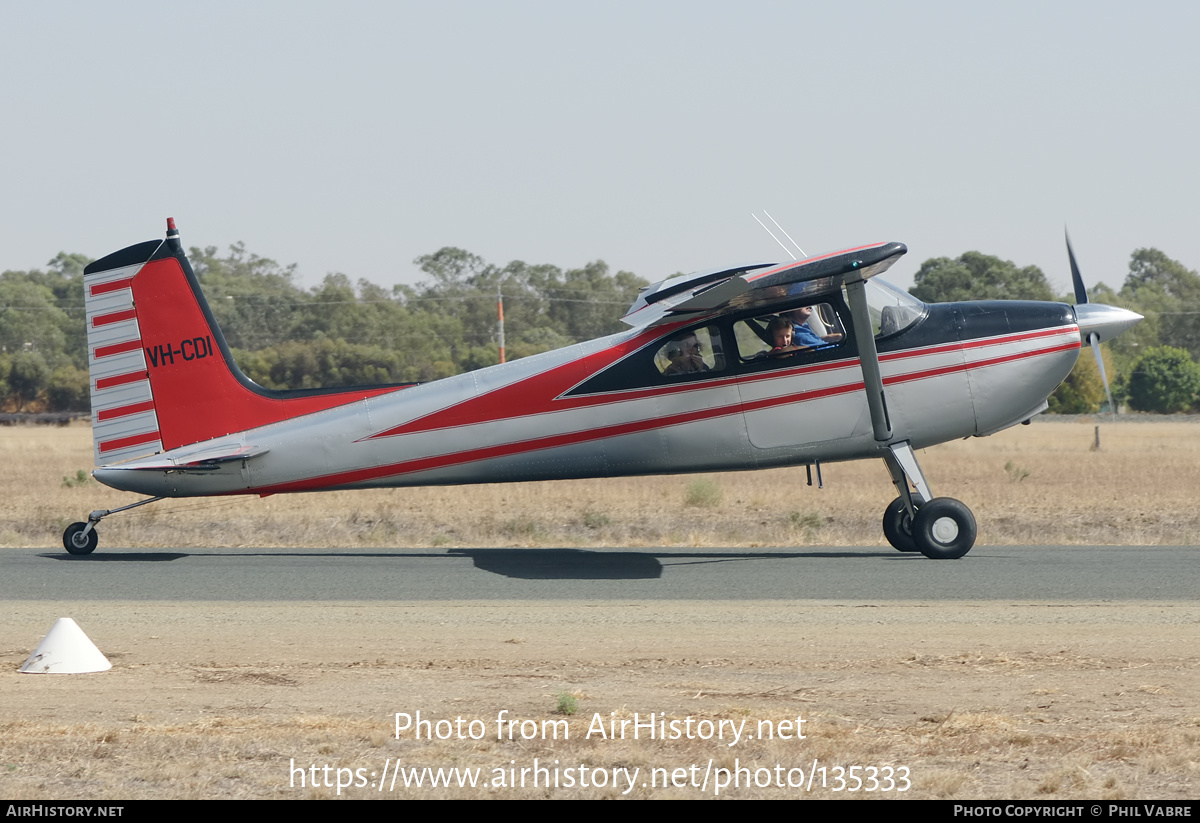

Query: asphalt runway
[[3, 544, 1197, 601]]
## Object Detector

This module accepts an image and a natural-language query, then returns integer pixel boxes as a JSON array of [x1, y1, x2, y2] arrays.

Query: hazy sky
[[3, 1, 1197, 295]]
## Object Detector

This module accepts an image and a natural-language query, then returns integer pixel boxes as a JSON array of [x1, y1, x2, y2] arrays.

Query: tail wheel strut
[[62, 496, 165, 556]]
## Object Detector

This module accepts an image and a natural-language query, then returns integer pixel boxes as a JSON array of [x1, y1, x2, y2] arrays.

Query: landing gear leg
[[881, 442, 976, 559], [62, 496, 165, 556]]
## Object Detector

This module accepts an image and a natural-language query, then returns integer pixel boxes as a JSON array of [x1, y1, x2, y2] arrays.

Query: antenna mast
[[751, 211, 807, 259]]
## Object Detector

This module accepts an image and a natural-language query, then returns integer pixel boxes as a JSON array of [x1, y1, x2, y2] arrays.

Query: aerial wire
[[751, 213, 796, 261], [763, 211, 807, 259]]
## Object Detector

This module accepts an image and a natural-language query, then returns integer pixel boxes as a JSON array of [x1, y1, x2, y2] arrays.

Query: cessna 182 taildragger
[[65, 220, 1141, 559]]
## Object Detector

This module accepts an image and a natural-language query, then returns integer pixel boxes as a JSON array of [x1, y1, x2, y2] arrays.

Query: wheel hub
[[930, 516, 959, 544]]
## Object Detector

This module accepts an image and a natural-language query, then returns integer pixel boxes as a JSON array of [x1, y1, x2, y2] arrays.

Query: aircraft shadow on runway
[[40, 547, 901, 579]]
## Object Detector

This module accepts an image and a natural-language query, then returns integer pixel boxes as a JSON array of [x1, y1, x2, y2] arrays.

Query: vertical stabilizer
[[83, 220, 406, 466]]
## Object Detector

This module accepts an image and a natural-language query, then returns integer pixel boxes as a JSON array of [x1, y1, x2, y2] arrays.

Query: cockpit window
[[653, 325, 725, 376], [863, 278, 925, 338], [733, 302, 846, 361]]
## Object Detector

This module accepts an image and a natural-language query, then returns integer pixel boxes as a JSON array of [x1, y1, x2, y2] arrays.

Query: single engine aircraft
[[64, 220, 1142, 559]]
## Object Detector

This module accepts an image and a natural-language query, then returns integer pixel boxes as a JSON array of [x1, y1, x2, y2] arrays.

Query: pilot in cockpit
[[783, 305, 844, 347]]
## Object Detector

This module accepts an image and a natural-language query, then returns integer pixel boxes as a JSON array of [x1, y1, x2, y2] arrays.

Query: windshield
[[861, 278, 926, 338]]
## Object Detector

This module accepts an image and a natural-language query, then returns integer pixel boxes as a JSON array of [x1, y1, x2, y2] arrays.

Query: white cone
[[19, 617, 112, 674]]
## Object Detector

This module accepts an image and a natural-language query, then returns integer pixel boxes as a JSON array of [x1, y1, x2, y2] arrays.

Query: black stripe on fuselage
[[879, 301, 1076, 354]]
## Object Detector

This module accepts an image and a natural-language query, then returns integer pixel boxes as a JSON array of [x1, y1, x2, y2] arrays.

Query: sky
[[2, 1, 1197, 296]]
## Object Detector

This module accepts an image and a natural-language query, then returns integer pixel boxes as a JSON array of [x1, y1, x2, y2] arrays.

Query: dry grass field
[[2, 602, 1199, 800], [2, 418, 1199, 800], [2, 417, 1198, 550]]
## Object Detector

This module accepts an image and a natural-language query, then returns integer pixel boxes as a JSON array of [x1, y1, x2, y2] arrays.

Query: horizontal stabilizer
[[98, 443, 270, 472]]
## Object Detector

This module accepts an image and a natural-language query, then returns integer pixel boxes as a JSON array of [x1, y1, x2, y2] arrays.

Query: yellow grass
[[3, 601, 1199, 800], [3, 417, 1199, 548]]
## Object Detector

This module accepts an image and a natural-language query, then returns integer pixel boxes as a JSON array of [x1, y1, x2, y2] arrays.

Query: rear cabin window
[[653, 325, 725, 376]]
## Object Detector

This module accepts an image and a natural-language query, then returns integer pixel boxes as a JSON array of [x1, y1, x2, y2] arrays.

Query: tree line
[[2, 243, 1199, 414], [0, 245, 646, 412]]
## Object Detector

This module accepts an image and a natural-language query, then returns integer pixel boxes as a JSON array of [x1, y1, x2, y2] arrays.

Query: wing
[[622, 242, 907, 329]]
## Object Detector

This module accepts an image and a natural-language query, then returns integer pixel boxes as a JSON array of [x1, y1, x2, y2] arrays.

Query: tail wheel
[[912, 498, 976, 560], [882, 497, 920, 553], [63, 522, 98, 556]]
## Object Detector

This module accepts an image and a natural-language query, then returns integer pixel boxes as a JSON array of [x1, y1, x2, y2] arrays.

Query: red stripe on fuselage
[[885, 340, 1080, 387], [248, 333, 1078, 495], [365, 321, 689, 440], [878, 325, 1073, 363], [370, 325, 1080, 440]]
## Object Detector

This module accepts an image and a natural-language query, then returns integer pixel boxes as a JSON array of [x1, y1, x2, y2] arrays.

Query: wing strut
[[845, 279, 891, 442]]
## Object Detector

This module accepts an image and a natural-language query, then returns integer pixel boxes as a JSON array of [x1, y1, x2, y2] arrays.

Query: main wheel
[[882, 497, 920, 552], [912, 498, 976, 560], [63, 522, 98, 556]]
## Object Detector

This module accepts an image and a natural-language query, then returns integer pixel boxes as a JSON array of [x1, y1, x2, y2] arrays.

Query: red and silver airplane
[[64, 220, 1141, 559]]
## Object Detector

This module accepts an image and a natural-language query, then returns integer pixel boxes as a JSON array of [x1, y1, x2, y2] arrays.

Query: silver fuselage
[[95, 298, 1084, 498]]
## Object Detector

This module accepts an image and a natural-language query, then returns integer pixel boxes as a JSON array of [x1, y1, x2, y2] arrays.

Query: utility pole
[[497, 283, 506, 364]]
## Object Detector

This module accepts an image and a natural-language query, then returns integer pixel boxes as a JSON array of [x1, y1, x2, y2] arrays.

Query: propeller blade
[[1069, 229, 1121, 416], [1066, 229, 1088, 305], [1088, 332, 1116, 416]]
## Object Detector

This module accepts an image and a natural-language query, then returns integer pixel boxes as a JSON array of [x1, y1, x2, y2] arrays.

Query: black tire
[[912, 498, 976, 560], [882, 497, 920, 552], [63, 522, 98, 555]]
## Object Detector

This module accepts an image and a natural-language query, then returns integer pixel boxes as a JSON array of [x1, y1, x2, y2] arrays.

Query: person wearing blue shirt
[[785, 306, 843, 348]]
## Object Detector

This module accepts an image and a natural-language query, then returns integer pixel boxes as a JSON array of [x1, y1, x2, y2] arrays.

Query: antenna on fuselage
[[751, 211, 807, 260]]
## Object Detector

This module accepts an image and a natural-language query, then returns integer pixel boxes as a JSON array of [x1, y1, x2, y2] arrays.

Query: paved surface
[[3, 544, 1197, 601]]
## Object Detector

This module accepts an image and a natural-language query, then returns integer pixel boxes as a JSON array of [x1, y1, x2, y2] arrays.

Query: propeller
[[1066, 229, 1117, 416]]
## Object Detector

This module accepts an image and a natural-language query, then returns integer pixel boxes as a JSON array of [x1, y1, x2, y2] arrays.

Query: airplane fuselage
[[94, 298, 1081, 498]]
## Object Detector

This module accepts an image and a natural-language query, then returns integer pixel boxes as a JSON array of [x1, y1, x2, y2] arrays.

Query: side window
[[734, 303, 846, 361], [653, 325, 725, 376]]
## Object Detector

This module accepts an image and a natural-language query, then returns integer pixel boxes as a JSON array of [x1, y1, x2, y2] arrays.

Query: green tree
[[236, 339, 400, 389], [8, 351, 50, 411], [1126, 346, 1200, 413], [0, 240, 649, 408], [911, 252, 1055, 303], [191, 243, 310, 350], [409, 247, 646, 372], [548, 261, 645, 341], [1047, 346, 1112, 414], [0, 278, 72, 366], [1116, 249, 1200, 362], [46, 364, 90, 411]]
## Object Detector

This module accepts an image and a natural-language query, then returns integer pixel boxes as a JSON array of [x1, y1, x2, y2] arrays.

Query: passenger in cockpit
[[663, 334, 710, 375], [767, 316, 801, 356], [784, 305, 843, 347]]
